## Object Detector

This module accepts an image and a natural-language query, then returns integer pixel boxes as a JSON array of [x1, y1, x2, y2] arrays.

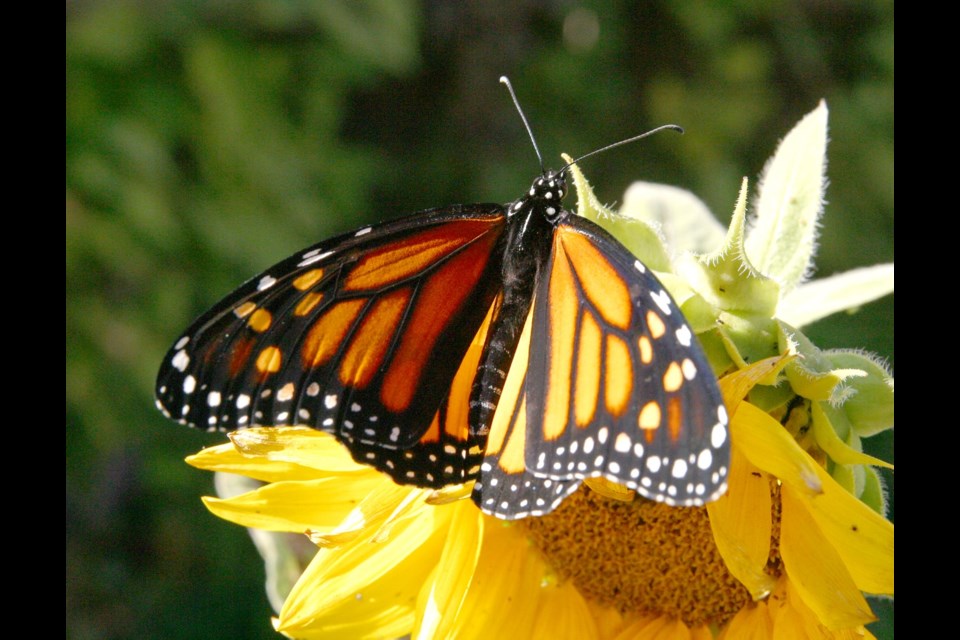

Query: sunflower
[[185, 102, 893, 638]]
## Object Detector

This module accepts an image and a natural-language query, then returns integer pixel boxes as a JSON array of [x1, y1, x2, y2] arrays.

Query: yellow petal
[[586, 599, 625, 639], [736, 403, 893, 595], [707, 444, 776, 599], [413, 501, 483, 639], [529, 580, 600, 640], [584, 476, 636, 502], [780, 489, 875, 629], [442, 519, 545, 640], [732, 402, 824, 498], [796, 466, 894, 595], [201, 474, 386, 532], [229, 426, 368, 473], [186, 441, 326, 483], [718, 355, 795, 414], [718, 601, 773, 640], [277, 499, 451, 636]]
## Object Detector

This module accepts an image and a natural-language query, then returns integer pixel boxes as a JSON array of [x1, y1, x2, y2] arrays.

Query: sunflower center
[[521, 484, 750, 627]]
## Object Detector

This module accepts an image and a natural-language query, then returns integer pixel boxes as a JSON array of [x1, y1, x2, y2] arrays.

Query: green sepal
[[822, 350, 895, 438], [565, 155, 673, 272], [680, 178, 780, 316]]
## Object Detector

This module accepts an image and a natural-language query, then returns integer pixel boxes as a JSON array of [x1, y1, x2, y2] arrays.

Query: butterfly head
[[511, 170, 568, 221]]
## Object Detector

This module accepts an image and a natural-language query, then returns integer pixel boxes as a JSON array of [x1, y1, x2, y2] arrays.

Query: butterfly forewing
[[522, 215, 729, 507], [156, 206, 508, 484]]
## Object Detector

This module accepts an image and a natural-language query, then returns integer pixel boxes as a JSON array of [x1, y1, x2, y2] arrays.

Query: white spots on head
[[546, 206, 556, 215], [671, 459, 688, 479], [306, 382, 320, 397], [633, 260, 646, 274], [207, 391, 221, 407], [355, 227, 372, 237], [171, 350, 189, 372], [697, 449, 713, 471], [277, 382, 295, 402], [236, 393, 250, 409], [183, 375, 196, 394], [614, 433, 631, 453], [676, 324, 693, 347], [711, 423, 728, 449], [650, 289, 672, 315], [324, 394, 338, 409], [681, 358, 697, 380], [257, 275, 277, 291]]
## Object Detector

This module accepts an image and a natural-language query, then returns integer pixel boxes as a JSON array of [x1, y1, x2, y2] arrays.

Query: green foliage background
[[66, 2, 893, 638]]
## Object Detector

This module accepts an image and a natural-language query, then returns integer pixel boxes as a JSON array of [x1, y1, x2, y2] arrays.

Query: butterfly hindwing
[[155, 205, 508, 484], [471, 306, 581, 519], [521, 213, 730, 507]]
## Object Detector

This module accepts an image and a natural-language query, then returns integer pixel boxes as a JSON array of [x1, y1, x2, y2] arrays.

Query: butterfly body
[[156, 167, 730, 520]]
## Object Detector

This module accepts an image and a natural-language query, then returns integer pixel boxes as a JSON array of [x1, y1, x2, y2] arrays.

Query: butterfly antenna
[[559, 124, 684, 174], [500, 76, 546, 175]]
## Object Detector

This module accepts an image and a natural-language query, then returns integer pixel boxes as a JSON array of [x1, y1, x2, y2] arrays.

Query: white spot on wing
[[711, 423, 727, 448], [671, 459, 688, 478], [676, 324, 693, 347], [650, 289, 672, 315], [697, 449, 713, 470], [183, 375, 196, 394], [355, 227, 372, 236], [174, 336, 190, 350], [207, 391, 221, 407], [172, 350, 189, 372], [325, 394, 338, 409], [258, 276, 277, 290]]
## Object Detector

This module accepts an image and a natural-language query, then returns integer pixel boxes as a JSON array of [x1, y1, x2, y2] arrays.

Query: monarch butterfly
[[155, 78, 729, 520]]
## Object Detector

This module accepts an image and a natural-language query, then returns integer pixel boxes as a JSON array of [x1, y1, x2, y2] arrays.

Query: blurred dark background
[[66, 1, 893, 638]]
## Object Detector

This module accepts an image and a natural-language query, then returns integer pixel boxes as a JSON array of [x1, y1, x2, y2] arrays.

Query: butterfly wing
[[155, 205, 508, 486], [472, 212, 729, 519]]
